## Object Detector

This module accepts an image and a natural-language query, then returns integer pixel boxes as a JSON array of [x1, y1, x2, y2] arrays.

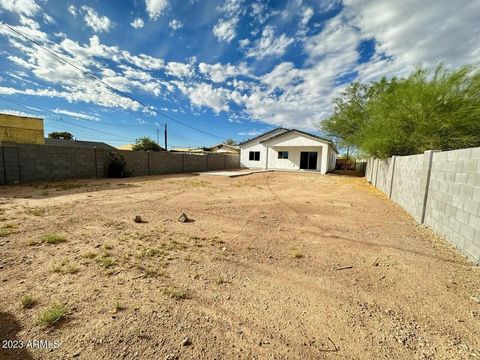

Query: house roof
[[45, 138, 115, 150], [237, 127, 288, 146], [207, 143, 240, 151], [239, 127, 339, 154]]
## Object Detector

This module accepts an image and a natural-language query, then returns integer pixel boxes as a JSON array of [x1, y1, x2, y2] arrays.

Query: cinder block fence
[[366, 147, 480, 264], [0, 142, 240, 185]]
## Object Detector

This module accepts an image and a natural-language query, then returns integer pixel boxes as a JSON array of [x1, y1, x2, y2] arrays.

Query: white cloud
[[68, 4, 76, 17], [43, 13, 55, 24], [0, 108, 39, 118], [343, 0, 480, 67], [0, 0, 40, 16], [165, 62, 193, 77], [198, 62, 250, 83], [2, 0, 479, 133], [213, 17, 239, 43], [261, 62, 303, 90], [81, 6, 113, 33], [168, 19, 183, 30], [238, 38, 250, 48], [301, 7, 313, 26], [177, 83, 230, 113], [0, 86, 20, 95], [212, 0, 244, 42], [238, 129, 263, 136], [52, 108, 99, 121], [145, 0, 168, 20], [245, 26, 294, 59], [130, 18, 144, 29], [250, 1, 268, 24]]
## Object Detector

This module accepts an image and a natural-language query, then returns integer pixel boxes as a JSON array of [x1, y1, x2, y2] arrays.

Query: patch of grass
[[135, 247, 164, 258], [110, 301, 125, 314], [37, 303, 66, 327], [0, 224, 16, 237], [103, 219, 126, 229], [136, 264, 168, 278], [183, 180, 210, 188], [161, 240, 188, 251], [41, 234, 66, 244], [291, 250, 304, 259], [215, 275, 229, 285], [102, 243, 113, 251], [96, 257, 115, 268], [164, 286, 189, 300], [43, 183, 87, 191], [21, 294, 36, 308], [51, 260, 79, 274], [83, 251, 97, 259], [27, 239, 40, 246], [26, 207, 47, 216]]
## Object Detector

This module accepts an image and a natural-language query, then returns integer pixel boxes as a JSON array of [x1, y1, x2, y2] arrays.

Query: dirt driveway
[[0, 172, 479, 359]]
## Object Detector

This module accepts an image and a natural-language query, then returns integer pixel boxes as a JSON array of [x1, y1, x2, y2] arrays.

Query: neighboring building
[[170, 144, 240, 154], [170, 147, 204, 153], [117, 144, 134, 150], [0, 113, 45, 144], [204, 143, 240, 155], [238, 128, 338, 174], [45, 138, 115, 150]]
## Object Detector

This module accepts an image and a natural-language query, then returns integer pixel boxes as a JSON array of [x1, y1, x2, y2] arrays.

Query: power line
[[0, 97, 134, 142], [0, 21, 227, 141], [0, 95, 157, 129]]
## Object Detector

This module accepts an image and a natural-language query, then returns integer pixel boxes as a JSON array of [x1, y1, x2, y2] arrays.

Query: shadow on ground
[[0, 312, 34, 360], [0, 173, 201, 200]]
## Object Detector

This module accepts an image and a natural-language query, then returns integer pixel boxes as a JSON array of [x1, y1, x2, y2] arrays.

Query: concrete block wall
[[120, 150, 149, 177], [367, 147, 480, 264], [424, 148, 480, 262], [225, 154, 240, 169], [183, 154, 207, 172], [391, 154, 425, 221], [0, 146, 5, 185], [207, 153, 225, 171], [149, 151, 183, 174], [0, 143, 240, 185], [375, 158, 394, 195], [17, 144, 96, 182]]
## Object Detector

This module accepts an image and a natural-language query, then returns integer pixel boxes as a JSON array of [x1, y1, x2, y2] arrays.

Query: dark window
[[277, 151, 289, 159], [249, 151, 260, 161]]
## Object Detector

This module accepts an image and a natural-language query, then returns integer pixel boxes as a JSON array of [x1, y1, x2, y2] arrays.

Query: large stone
[[178, 212, 189, 223]]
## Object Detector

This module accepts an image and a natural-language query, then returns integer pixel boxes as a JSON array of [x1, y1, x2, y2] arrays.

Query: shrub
[[132, 137, 163, 151], [37, 304, 66, 327], [21, 294, 35, 308], [41, 234, 66, 244], [107, 152, 129, 178]]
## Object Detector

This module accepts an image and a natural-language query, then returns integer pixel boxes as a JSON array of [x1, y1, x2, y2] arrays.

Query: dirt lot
[[0, 172, 479, 360]]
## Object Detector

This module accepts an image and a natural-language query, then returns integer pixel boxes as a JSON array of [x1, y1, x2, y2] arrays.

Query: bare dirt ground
[[0, 172, 479, 360]]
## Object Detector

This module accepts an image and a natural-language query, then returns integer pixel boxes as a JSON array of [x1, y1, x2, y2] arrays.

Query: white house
[[239, 128, 338, 174]]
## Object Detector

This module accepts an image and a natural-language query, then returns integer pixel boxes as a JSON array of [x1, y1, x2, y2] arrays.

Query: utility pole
[[164, 123, 168, 151]]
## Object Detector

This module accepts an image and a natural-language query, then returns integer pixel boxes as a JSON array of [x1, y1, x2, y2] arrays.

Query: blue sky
[[0, 0, 479, 148]]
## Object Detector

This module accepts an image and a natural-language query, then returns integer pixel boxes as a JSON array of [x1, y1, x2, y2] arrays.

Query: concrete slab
[[198, 169, 272, 178]]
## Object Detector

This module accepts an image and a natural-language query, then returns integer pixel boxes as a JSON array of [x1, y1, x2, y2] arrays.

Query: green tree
[[223, 138, 237, 145], [131, 137, 163, 151], [321, 65, 480, 158], [48, 131, 74, 140]]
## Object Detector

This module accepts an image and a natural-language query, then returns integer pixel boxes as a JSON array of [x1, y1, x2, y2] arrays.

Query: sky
[[0, 0, 479, 148]]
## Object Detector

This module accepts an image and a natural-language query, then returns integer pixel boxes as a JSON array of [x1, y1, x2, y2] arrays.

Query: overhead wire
[[0, 21, 228, 141]]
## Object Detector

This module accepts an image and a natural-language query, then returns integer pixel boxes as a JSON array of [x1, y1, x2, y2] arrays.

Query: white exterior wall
[[267, 146, 323, 171], [240, 141, 267, 169], [240, 131, 337, 174]]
